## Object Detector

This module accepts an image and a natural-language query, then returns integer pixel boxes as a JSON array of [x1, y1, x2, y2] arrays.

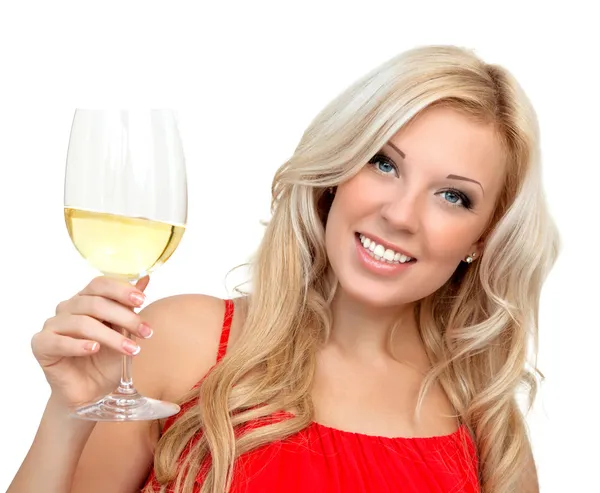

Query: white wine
[[64, 208, 185, 279]]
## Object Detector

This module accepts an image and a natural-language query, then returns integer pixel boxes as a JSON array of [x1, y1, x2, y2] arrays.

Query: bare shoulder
[[136, 293, 246, 402], [71, 293, 247, 493]]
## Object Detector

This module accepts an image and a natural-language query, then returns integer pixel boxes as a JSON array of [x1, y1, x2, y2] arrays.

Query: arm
[[6, 396, 96, 493], [8, 294, 227, 493]]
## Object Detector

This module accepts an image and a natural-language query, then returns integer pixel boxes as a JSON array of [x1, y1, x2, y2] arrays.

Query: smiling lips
[[357, 233, 416, 264], [354, 233, 417, 277]]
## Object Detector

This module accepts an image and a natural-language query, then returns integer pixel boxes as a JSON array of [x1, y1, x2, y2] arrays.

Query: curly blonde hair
[[146, 45, 560, 493]]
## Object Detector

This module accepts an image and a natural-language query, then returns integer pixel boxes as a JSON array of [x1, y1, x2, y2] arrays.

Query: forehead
[[388, 106, 506, 193]]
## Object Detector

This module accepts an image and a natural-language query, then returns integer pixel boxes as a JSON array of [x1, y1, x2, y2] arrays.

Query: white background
[[0, 1, 598, 491]]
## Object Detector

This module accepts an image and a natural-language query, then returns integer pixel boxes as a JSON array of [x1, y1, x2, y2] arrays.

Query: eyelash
[[367, 153, 474, 211]]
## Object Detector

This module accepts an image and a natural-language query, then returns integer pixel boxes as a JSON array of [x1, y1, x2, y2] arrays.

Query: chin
[[334, 274, 413, 309]]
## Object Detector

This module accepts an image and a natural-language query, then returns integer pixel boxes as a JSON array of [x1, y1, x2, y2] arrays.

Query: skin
[[327, 106, 505, 312], [314, 106, 507, 437], [10, 106, 539, 493]]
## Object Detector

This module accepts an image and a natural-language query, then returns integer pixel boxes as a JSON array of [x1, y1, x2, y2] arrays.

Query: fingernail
[[139, 323, 153, 339], [84, 342, 98, 351], [123, 340, 141, 355], [130, 292, 146, 306]]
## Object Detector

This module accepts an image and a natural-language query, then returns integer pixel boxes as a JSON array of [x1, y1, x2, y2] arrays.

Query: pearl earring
[[465, 253, 477, 263]]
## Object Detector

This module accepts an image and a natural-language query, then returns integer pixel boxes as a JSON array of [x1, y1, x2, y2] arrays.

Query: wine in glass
[[64, 109, 187, 421]]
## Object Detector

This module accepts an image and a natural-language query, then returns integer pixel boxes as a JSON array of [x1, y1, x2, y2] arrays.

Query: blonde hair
[[147, 45, 560, 493]]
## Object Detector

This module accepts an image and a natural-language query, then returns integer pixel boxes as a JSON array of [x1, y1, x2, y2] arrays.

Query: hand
[[31, 275, 152, 409]]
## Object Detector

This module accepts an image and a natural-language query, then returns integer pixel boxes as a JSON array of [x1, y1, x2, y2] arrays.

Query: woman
[[9, 45, 559, 493]]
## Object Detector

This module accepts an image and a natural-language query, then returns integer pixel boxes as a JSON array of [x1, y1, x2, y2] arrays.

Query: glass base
[[68, 391, 181, 421]]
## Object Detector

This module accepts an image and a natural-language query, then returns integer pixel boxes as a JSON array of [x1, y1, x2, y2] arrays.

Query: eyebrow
[[446, 174, 484, 195], [385, 142, 484, 195], [387, 142, 406, 159]]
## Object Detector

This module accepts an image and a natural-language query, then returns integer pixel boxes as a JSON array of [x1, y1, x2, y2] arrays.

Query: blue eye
[[439, 189, 473, 210], [368, 154, 398, 177], [378, 161, 395, 173], [443, 191, 461, 204]]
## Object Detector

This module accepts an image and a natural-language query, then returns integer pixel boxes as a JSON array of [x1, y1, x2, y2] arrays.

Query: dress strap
[[217, 299, 234, 362], [161, 298, 236, 433]]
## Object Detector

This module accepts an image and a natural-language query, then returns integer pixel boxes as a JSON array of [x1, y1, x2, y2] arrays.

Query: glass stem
[[117, 329, 137, 395], [116, 279, 140, 396]]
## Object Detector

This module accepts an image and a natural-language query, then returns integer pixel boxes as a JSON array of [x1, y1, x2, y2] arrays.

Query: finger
[[41, 315, 141, 356], [67, 295, 150, 338], [77, 276, 147, 309], [32, 330, 102, 361], [135, 275, 150, 292]]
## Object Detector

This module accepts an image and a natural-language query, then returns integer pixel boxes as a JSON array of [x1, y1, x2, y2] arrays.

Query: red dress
[[145, 300, 480, 492]]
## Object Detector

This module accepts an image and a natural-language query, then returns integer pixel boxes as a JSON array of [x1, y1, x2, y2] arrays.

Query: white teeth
[[373, 244, 385, 257], [383, 249, 395, 261], [358, 234, 414, 264]]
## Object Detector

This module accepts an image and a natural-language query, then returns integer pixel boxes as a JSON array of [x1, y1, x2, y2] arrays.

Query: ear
[[467, 238, 485, 259]]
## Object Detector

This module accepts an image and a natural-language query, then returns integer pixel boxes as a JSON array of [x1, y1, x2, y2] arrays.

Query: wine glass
[[64, 109, 187, 421]]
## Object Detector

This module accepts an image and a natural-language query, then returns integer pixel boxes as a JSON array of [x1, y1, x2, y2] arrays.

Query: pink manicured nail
[[123, 340, 141, 355], [139, 323, 153, 339], [130, 292, 146, 306], [84, 342, 98, 352]]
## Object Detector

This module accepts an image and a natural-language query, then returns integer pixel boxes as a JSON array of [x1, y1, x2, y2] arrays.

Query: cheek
[[323, 197, 344, 253], [332, 170, 385, 217], [324, 197, 353, 262], [324, 183, 369, 269], [424, 214, 483, 259], [326, 174, 375, 230]]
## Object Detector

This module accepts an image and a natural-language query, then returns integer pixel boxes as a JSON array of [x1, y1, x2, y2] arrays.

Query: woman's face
[[325, 106, 507, 308]]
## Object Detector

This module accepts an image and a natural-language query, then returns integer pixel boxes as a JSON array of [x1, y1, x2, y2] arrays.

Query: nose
[[380, 188, 421, 234]]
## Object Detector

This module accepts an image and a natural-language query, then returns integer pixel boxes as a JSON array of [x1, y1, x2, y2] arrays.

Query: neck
[[328, 287, 421, 361]]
